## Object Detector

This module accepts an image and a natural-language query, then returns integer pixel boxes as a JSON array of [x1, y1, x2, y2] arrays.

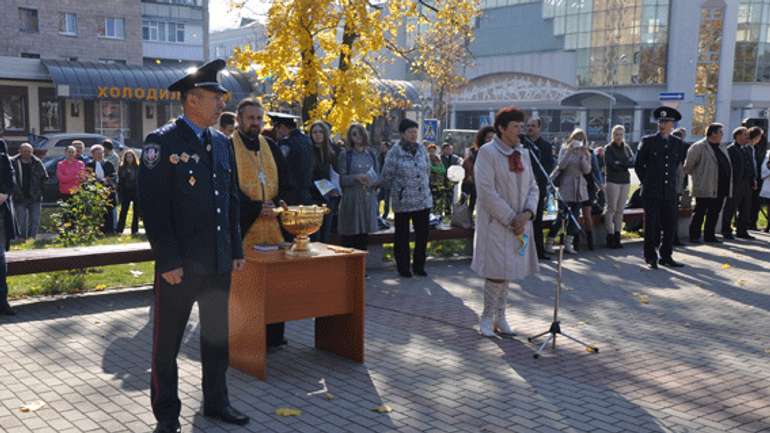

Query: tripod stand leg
[[559, 331, 599, 353], [527, 330, 551, 342], [533, 334, 553, 359]]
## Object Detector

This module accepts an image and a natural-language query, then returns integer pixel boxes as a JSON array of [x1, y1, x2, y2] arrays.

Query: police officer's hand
[[260, 200, 276, 218], [233, 259, 246, 272], [161, 268, 184, 285]]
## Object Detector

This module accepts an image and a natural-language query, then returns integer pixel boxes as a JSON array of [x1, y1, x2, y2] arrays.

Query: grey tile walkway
[[1, 235, 769, 432]]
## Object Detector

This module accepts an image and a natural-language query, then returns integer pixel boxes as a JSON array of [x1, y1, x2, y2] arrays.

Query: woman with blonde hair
[[602, 125, 635, 248], [545, 128, 592, 254], [117, 148, 141, 235], [337, 123, 379, 251]]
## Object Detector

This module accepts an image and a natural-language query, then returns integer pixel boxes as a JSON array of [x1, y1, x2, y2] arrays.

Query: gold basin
[[273, 204, 330, 255]]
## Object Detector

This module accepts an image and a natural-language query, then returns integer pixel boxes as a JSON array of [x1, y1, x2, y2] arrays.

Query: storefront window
[[39, 88, 65, 133], [97, 100, 130, 140], [1, 86, 27, 133]]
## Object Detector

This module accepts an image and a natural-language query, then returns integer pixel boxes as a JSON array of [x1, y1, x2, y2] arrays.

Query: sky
[[209, 0, 269, 32]]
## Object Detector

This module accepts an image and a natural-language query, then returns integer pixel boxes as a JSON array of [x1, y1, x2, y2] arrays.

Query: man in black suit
[[86, 144, 117, 234], [524, 117, 555, 260], [634, 107, 686, 269], [721, 127, 754, 240]]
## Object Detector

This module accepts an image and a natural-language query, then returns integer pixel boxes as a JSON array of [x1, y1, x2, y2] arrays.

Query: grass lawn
[[8, 262, 154, 300]]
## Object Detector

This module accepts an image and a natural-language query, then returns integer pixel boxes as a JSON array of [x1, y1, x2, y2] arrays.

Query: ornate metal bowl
[[273, 204, 330, 255]]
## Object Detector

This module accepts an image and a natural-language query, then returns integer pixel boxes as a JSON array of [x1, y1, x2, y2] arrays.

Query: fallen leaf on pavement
[[721, 263, 731, 270], [372, 404, 393, 413], [20, 401, 45, 413], [94, 284, 107, 291], [736, 280, 747, 287], [275, 408, 301, 417], [323, 392, 335, 401]]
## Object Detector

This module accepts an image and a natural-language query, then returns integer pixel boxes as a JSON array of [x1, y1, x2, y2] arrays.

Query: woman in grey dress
[[337, 124, 379, 250]]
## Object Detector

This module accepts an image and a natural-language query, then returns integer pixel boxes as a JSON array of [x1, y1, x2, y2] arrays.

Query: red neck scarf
[[508, 149, 524, 173]]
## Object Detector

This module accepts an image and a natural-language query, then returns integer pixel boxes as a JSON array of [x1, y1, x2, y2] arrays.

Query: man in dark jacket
[[10, 142, 47, 240], [524, 117, 555, 260], [634, 107, 686, 269], [721, 127, 754, 239], [270, 112, 315, 206], [0, 139, 17, 315]]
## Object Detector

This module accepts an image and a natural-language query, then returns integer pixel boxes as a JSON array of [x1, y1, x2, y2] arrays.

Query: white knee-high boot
[[479, 280, 497, 337], [493, 280, 515, 336]]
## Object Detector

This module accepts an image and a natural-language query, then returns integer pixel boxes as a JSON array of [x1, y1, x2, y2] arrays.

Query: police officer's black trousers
[[643, 198, 676, 262], [722, 184, 752, 236], [151, 272, 231, 425]]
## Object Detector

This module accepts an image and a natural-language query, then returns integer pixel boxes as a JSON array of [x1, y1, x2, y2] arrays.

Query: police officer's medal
[[191, 154, 200, 163], [206, 144, 212, 152], [188, 175, 196, 187], [180, 152, 190, 163], [169, 154, 180, 165]]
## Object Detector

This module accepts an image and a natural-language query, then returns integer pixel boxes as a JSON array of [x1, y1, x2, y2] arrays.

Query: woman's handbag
[[450, 193, 474, 229]]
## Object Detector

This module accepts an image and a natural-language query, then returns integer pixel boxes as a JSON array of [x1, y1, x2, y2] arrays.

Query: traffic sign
[[659, 92, 685, 101], [422, 118, 439, 143]]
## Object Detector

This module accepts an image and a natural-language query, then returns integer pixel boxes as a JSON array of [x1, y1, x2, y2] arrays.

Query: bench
[[6, 208, 692, 275]]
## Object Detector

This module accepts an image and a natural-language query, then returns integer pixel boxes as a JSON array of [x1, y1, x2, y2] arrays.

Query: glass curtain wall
[[543, 0, 670, 87], [734, 0, 770, 82]]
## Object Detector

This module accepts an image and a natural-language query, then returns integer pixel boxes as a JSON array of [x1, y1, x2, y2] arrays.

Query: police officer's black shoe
[[703, 236, 721, 243], [645, 259, 658, 270], [153, 421, 181, 433], [659, 258, 685, 268], [736, 232, 755, 240], [204, 405, 250, 426], [722, 233, 735, 240]]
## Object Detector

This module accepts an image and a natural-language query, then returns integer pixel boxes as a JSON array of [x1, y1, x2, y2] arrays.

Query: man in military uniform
[[138, 59, 249, 433], [634, 107, 686, 269]]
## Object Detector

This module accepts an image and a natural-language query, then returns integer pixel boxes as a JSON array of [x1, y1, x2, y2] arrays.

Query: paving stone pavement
[[1, 235, 769, 433]]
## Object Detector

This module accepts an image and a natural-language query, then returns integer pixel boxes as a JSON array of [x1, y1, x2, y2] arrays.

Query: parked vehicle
[[32, 133, 125, 161]]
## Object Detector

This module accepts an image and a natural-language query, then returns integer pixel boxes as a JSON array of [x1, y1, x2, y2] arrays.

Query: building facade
[[142, 0, 209, 65], [0, 0, 251, 150], [450, 0, 767, 144], [209, 18, 266, 60]]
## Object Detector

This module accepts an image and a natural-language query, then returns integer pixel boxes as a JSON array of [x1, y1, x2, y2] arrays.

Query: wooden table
[[228, 243, 367, 380]]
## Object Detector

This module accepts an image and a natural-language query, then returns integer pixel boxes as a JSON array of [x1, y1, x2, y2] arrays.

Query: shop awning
[[42, 60, 254, 102], [561, 90, 637, 108], [376, 79, 421, 105]]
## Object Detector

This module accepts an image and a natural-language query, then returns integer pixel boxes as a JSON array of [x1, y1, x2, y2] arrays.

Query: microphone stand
[[520, 135, 599, 359]]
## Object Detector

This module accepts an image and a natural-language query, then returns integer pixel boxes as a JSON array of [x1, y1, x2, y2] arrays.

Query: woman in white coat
[[472, 107, 540, 337]]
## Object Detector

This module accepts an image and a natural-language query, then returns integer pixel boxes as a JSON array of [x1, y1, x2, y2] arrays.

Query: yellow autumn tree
[[228, 0, 479, 134]]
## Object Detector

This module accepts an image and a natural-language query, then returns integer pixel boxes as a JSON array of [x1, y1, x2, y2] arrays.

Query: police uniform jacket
[[634, 132, 685, 201], [278, 129, 315, 205], [138, 117, 243, 276]]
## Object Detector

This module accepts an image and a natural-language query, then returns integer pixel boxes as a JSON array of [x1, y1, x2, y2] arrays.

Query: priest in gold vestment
[[231, 98, 289, 347]]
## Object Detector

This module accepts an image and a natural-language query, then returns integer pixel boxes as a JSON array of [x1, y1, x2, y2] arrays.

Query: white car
[[33, 133, 125, 161]]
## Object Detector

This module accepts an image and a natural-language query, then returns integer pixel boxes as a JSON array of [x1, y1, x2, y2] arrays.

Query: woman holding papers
[[337, 123, 379, 251], [309, 121, 340, 243]]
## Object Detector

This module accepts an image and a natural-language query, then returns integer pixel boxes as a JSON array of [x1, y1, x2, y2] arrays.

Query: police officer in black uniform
[[138, 59, 249, 433], [634, 107, 686, 269]]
